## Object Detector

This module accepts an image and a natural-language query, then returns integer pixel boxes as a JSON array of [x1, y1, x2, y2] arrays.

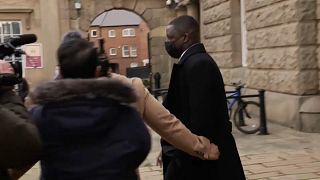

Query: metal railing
[[226, 87, 268, 135]]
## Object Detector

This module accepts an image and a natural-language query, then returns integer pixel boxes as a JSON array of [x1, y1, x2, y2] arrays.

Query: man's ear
[[183, 33, 190, 43], [95, 65, 101, 78]]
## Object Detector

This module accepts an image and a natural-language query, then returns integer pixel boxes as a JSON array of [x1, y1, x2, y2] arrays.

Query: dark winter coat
[[30, 78, 151, 180], [0, 90, 42, 179], [162, 43, 245, 179]]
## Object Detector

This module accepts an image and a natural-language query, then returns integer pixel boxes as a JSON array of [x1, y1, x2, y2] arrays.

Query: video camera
[[0, 34, 37, 86]]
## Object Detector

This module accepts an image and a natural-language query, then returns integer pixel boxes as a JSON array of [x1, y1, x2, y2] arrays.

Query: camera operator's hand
[[0, 60, 15, 92], [0, 60, 14, 74]]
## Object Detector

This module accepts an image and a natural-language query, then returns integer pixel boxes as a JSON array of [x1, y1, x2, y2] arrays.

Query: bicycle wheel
[[233, 101, 260, 134]]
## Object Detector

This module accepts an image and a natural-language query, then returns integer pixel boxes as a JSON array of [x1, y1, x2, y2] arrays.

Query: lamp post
[[74, 0, 81, 18], [73, 0, 81, 30]]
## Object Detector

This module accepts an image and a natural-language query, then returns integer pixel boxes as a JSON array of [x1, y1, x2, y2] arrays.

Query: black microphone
[[9, 34, 37, 48], [0, 34, 37, 59]]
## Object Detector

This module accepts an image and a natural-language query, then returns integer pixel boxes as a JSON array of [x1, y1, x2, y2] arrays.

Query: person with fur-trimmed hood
[[29, 39, 151, 180]]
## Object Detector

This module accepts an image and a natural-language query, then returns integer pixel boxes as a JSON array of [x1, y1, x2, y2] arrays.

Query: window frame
[[90, 29, 98, 37], [108, 30, 116, 37], [0, 21, 22, 43], [130, 45, 137, 57], [0, 21, 23, 63], [109, 48, 117, 56], [122, 45, 130, 57], [122, 28, 135, 37]]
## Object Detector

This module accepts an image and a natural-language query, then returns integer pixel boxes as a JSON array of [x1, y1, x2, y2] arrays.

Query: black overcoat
[[162, 43, 245, 179]]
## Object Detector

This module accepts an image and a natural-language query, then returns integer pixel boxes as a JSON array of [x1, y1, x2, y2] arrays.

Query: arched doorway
[[68, 0, 189, 87], [67, 0, 201, 87], [89, 9, 150, 78]]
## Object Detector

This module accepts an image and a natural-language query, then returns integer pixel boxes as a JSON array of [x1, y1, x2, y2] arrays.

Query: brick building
[[89, 9, 150, 75]]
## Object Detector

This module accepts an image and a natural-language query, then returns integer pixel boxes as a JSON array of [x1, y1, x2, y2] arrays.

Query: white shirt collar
[[178, 43, 200, 62]]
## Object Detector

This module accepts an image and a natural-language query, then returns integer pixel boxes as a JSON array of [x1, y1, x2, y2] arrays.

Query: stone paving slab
[[21, 123, 320, 180]]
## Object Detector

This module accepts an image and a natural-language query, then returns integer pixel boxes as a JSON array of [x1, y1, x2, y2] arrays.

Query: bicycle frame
[[226, 86, 245, 126], [227, 91, 240, 111]]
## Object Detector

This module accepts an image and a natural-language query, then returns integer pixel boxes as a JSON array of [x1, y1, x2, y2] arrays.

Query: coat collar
[[178, 43, 207, 65], [30, 78, 137, 105]]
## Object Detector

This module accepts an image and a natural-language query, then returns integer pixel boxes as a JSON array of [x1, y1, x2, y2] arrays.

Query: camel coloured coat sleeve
[[111, 73, 211, 159]]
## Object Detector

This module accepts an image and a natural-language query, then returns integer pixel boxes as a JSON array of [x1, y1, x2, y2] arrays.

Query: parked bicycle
[[226, 84, 261, 134], [152, 84, 266, 135]]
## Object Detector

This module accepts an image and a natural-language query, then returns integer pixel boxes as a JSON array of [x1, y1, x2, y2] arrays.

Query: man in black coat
[[161, 15, 245, 179]]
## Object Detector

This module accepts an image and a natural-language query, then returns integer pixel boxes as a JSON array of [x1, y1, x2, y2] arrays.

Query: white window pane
[[3, 22, 11, 34], [12, 22, 21, 34], [123, 29, 135, 37], [130, 29, 135, 36], [122, 45, 130, 57], [122, 29, 128, 36], [109, 48, 116, 55], [0, 21, 22, 61], [130, 46, 137, 57], [109, 30, 115, 37], [91, 30, 97, 37]]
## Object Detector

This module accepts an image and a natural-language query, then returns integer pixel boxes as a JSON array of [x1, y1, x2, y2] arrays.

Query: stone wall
[[245, 0, 318, 95], [201, 0, 319, 94], [245, 0, 320, 132], [201, 0, 320, 132], [201, 0, 243, 85], [317, 0, 320, 92]]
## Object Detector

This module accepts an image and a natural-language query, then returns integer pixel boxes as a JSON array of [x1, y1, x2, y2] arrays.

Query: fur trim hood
[[30, 78, 137, 105]]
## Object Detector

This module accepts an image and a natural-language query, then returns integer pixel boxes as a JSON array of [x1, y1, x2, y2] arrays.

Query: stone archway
[[67, 0, 190, 87]]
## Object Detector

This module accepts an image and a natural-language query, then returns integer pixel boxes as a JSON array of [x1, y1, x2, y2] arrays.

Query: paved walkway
[[140, 122, 320, 180], [21, 123, 320, 180]]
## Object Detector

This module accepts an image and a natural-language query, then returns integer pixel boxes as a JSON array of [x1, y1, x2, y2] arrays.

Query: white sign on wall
[[23, 43, 43, 69]]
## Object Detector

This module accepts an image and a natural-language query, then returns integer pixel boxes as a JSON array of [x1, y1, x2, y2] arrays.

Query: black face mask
[[165, 40, 184, 59]]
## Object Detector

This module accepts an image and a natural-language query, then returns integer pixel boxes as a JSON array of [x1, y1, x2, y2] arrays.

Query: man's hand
[[203, 143, 220, 160]]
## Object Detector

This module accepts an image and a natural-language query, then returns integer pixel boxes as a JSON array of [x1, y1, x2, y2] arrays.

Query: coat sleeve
[[131, 78, 211, 159], [184, 58, 221, 140], [0, 91, 42, 168]]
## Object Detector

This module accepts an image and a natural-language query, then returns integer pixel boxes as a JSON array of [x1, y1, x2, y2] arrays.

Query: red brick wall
[[89, 21, 150, 75]]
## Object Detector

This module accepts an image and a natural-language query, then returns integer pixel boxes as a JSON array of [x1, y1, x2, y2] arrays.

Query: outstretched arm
[[132, 78, 219, 160]]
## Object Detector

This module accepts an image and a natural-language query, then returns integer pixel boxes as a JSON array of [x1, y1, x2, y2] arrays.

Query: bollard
[[236, 86, 245, 126], [258, 90, 268, 135], [154, 72, 161, 89], [153, 72, 161, 98]]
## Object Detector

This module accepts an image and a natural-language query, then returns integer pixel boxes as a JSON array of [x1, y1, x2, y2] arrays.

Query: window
[[122, 28, 135, 37], [130, 45, 137, 57], [108, 30, 116, 37], [90, 29, 97, 37], [109, 48, 117, 55], [122, 45, 130, 57], [0, 21, 22, 62], [122, 45, 138, 57], [0, 21, 22, 43]]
